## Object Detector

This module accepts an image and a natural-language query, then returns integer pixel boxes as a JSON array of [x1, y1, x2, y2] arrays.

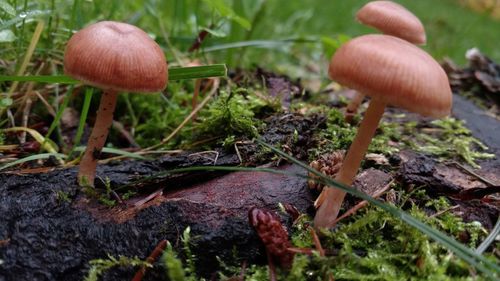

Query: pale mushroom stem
[[345, 92, 365, 123], [78, 90, 119, 187], [314, 98, 386, 229]]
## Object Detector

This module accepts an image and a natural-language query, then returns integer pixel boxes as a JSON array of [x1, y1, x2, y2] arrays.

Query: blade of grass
[[0, 75, 79, 84], [168, 64, 227, 80], [68, 87, 92, 158], [476, 218, 500, 254], [0, 152, 67, 172], [2, 127, 59, 154], [0, 64, 227, 84], [44, 85, 74, 143], [72, 146, 149, 160], [203, 38, 319, 52]]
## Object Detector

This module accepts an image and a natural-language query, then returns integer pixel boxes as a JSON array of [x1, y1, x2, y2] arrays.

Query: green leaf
[[2, 127, 59, 153], [201, 26, 227, 38], [0, 64, 227, 84], [0, 0, 16, 16], [203, 0, 251, 30], [0, 97, 13, 107], [73, 146, 149, 160], [321, 34, 351, 58], [0, 29, 15, 42]]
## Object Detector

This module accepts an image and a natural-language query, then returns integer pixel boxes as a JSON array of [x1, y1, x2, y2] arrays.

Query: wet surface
[[0, 161, 311, 281], [398, 150, 498, 229], [452, 94, 500, 157]]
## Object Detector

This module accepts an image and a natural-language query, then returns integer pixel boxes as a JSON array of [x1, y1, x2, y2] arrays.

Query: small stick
[[309, 228, 334, 281], [429, 205, 460, 218], [333, 179, 394, 225], [287, 247, 314, 255], [310, 227, 325, 257], [131, 239, 168, 281], [451, 161, 497, 187]]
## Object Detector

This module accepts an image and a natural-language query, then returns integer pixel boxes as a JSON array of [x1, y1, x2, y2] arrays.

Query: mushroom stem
[[314, 98, 386, 229], [78, 90, 119, 187]]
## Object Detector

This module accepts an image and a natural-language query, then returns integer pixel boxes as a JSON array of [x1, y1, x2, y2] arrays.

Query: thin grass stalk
[[43, 85, 73, 144], [68, 87, 93, 158], [0, 20, 45, 118]]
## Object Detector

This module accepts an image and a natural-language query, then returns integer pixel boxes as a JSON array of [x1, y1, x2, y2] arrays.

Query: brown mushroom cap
[[356, 1, 426, 45], [64, 21, 167, 93], [329, 34, 452, 118]]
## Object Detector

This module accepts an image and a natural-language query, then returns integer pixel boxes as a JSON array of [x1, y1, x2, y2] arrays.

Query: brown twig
[[429, 205, 460, 218], [309, 227, 325, 257], [451, 161, 497, 187], [131, 239, 168, 281], [333, 179, 394, 225]]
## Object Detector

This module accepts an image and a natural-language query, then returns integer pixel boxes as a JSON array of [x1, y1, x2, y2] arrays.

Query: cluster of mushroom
[[314, 1, 453, 229], [64, 21, 168, 186]]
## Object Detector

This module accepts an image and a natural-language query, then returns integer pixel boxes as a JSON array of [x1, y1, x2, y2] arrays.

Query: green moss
[[368, 121, 404, 155], [217, 190, 490, 280], [194, 89, 262, 145], [309, 108, 356, 160], [85, 255, 151, 281], [414, 118, 495, 168], [309, 108, 403, 160], [162, 228, 199, 281], [316, 194, 489, 280], [310, 110, 493, 168], [55, 190, 71, 203], [96, 177, 117, 207]]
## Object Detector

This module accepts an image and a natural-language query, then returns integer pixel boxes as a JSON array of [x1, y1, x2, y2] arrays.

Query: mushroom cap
[[64, 21, 167, 93], [329, 34, 452, 118], [356, 1, 426, 45]]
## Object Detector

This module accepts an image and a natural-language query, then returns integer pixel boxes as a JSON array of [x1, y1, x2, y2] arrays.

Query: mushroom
[[314, 34, 452, 229], [64, 21, 167, 186], [345, 0, 426, 123], [356, 0, 426, 45]]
